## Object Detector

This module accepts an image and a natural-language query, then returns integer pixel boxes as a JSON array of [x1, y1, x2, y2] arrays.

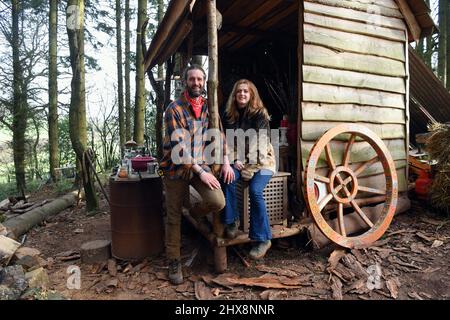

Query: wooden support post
[[207, 0, 226, 272]]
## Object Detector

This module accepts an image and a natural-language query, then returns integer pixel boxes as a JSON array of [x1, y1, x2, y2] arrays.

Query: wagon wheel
[[304, 124, 398, 248]]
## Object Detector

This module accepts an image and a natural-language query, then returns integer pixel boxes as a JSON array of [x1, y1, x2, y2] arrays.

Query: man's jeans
[[163, 175, 225, 260], [222, 167, 273, 242]]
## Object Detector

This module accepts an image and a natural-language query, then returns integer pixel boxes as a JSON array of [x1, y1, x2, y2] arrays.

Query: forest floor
[[14, 186, 450, 301]]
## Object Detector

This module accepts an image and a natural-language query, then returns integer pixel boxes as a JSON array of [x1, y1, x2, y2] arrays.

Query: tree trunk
[[124, 0, 132, 140], [438, 0, 447, 84], [32, 117, 42, 180], [48, 0, 59, 182], [66, 0, 98, 212], [446, 1, 450, 90], [116, 0, 125, 154], [154, 0, 166, 159], [157, 0, 164, 80], [424, 0, 433, 68], [140, 19, 164, 159], [12, 0, 26, 197], [133, 0, 147, 145]]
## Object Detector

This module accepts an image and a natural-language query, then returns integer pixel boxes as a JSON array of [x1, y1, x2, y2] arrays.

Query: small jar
[[118, 166, 128, 178]]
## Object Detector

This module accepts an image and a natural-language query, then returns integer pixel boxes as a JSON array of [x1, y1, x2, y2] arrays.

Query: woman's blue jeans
[[221, 167, 273, 241]]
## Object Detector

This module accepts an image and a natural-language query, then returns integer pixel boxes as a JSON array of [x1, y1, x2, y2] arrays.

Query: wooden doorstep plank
[[303, 65, 406, 93], [306, 0, 403, 18], [303, 83, 406, 109], [304, 1, 406, 30], [301, 121, 406, 141], [301, 138, 407, 167], [302, 103, 406, 123], [304, 12, 406, 42], [304, 44, 406, 77], [304, 24, 405, 61]]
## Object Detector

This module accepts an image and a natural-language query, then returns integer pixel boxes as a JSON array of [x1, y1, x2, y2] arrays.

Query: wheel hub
[[328, 166, 358, 204]]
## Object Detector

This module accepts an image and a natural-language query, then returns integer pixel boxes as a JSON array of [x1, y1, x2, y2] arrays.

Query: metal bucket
[[109, 176, 164, 260]]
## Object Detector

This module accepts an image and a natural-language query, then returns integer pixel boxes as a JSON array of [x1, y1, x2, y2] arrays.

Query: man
[[160, 64, 234, 285]]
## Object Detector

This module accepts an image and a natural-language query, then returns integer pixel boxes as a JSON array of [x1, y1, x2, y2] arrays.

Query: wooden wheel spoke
[[343, 134, 356, 167], [318, 193, 334, 211], [325, 143, 336, 170], [354, 156, 379, 177], [335, 174, 351, 197], [358, 185, 386, 195], [337, 203, 346, 236], [351, 200, 374, 228], [315, 174, 330, 184]]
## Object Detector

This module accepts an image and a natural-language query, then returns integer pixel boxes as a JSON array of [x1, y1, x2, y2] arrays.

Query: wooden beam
[[305, 0, 403, 18], [303, 83, 406, 109], [303, 65, 406, 94], [304, 24, 406, 61], [144, 0, 191, 71], [221, 24, 296, 38], [206, 0, 223, 240], [304, 12, 407, 42], [154, 19, 193, 66], [394, 0, 421, 42], [304, 44, 406, 77], [304, 2, 406, 30]]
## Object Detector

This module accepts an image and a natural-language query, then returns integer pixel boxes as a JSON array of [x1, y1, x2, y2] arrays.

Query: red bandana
[[184, 90, 203, 119]]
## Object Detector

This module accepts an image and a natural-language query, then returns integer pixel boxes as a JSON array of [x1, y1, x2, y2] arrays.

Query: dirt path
[[22, 194, 450, 300]]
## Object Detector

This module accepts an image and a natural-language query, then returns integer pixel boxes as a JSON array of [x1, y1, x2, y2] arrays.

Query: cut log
[[80, 240, 111, 264], [2, 191, 79, 238], [0, 235, 21, 265], [307, 195, 410, 248]]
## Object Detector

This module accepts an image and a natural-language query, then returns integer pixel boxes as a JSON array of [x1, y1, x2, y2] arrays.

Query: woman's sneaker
[[249, 240, 272, 260], [224, 222, 238, 239]]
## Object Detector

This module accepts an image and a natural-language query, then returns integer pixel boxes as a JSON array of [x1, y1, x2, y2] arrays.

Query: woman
[[221, 79, 276, 260]]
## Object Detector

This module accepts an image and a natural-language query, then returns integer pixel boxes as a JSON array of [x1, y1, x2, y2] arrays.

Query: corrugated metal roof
[[409, 46, 450, 145]]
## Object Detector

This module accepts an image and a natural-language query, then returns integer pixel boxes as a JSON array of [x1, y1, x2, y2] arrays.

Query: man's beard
[[187, 86, 203, 98]]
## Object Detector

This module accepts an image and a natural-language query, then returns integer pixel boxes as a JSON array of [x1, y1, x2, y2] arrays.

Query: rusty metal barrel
[[109, 176, 164, 260]]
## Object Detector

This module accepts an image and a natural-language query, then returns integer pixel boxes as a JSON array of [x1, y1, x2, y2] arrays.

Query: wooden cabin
[[144, 0, 437, 269]]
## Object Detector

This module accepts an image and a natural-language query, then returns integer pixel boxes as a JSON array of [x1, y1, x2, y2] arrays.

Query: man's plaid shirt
[[160, 93, 227, 179]]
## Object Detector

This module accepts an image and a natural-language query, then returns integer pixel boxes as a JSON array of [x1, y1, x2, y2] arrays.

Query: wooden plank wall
[[300, 0, 409, 193]]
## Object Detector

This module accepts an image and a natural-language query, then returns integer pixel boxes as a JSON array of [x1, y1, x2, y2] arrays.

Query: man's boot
[[224, 221, 238, 239], [168, 259, 183, 285]]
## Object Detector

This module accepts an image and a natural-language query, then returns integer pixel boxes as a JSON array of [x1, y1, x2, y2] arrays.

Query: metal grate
[[237, 172, 290, 232]]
